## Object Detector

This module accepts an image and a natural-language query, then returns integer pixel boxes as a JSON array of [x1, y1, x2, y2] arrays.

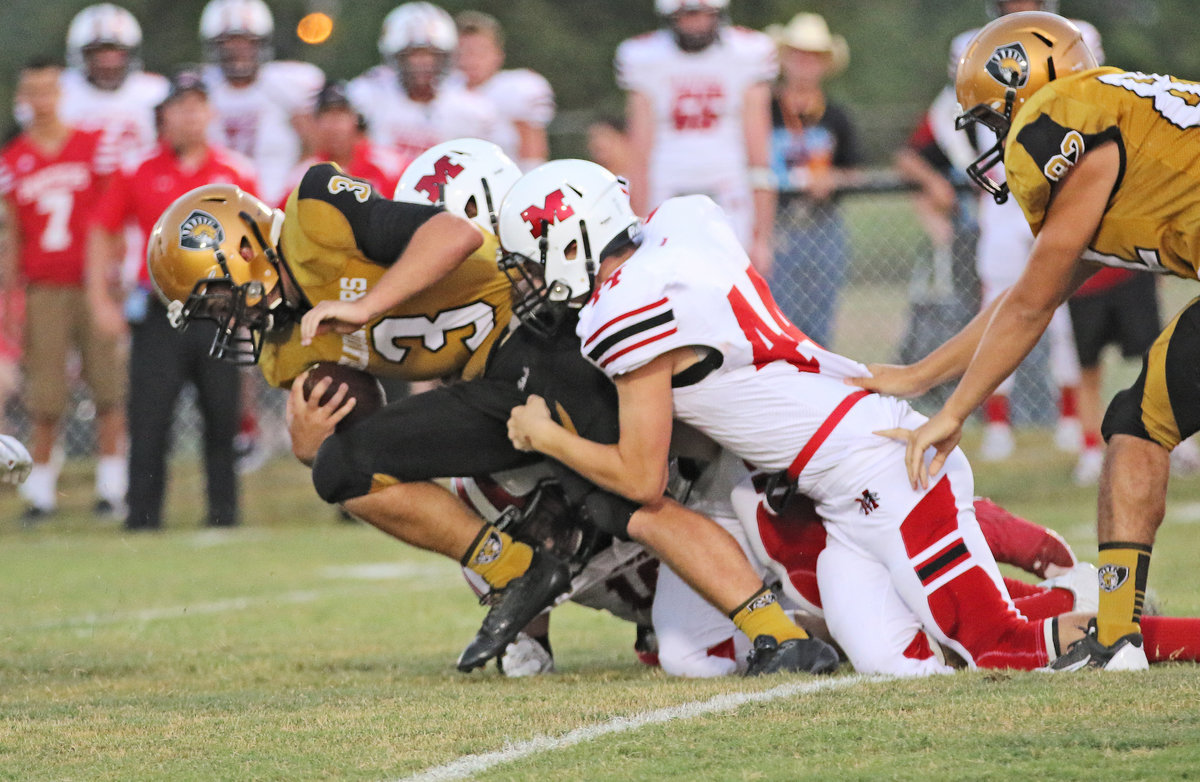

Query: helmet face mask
[[67, 4, 144, 90], [379, 3, 457, 93], [148, 184, 288, 365], [199, 0, 275, 82], [954, 11, 1097, 203]]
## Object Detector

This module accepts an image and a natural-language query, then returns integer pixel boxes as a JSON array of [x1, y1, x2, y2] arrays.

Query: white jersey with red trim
[[577, 195, 915, 497], [347, 66, 500, 166], [447, 68, 555, 166], [202, 61, 324, 205], [614, 27, 776, 202], [58, 68, 167, 173]]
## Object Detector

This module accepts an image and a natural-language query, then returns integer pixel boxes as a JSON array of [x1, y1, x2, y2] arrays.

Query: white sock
[[19, 463, 59, 511], [95, 455, 128, 504]]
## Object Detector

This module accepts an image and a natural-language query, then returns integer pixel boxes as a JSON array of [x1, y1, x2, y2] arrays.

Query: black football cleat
[[745, 634, 840, 676], [457, 549, 572, 672]]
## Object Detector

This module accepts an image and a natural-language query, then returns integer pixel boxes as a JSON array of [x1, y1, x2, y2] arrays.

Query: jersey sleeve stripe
[[584, 296, 670, 347], [599, 327, 679, 369], [587, 309, 675, 363]]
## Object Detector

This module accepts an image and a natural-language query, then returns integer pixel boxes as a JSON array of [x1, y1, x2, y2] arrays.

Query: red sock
[[1003, 576, 1042, 599], [974, 498, 1076, 578], [1141, 616, 1200, 663], [1012, 587, 1074, 620], [1083, 431, 1102, 450], [984, 396, 1010, 425], [1059, 386, 1079, 418]]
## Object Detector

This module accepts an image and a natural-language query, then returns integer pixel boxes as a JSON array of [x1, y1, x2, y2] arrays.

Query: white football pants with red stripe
[[809, 446, 1052, 675]]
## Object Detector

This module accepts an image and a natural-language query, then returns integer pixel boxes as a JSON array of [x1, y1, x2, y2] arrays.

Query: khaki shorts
[[23, 284, 127, 419]]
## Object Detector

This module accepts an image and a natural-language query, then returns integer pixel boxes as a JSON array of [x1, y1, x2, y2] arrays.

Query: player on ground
[[452, 11, 555, 171], [852, 11, 1200, 671], [615, 0, 777, 271], [199, 0, 325, 207], [500, 159, 1129, 674], [1, 58, 127, 521], [348, 3, 497, 166]]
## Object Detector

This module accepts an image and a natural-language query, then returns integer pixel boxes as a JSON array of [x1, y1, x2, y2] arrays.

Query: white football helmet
[[394, 138, 521, 234], [987, 0, 1058, 18], [379, 3, 457, 59], [200, 0, 274, 81], [66, 4, 143, 89], [655, 0, 729, 14], [498, 160, 640, 336]]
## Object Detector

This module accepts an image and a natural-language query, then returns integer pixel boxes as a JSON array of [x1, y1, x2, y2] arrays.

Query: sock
[[1141, 617, 1200, 663], [729, 585, 808, 643], [95, 455, 128, 503], [1059, 386, 1079, 418], [461, 524, 533, 590], [19, 462, 59, 510], [974, 498, 1075, 577], [1096, 542, 1152, 646], [984, 395, 1010, 425], [1083, 432, 1102, 450], [1002, 576, 1042, 599]]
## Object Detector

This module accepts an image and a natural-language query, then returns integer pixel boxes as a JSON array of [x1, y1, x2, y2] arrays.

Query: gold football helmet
[[954, 11, 1097, 202], [147, 184, 287, 364]]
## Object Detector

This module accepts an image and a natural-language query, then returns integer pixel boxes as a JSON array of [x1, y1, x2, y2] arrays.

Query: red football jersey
[[0, 128, 112, 285], [92, 143, 258, 285]]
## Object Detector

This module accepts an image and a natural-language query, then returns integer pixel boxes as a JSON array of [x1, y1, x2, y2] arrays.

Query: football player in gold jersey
[[853, 11, 1200, 670], [147, 145, 575, 669]]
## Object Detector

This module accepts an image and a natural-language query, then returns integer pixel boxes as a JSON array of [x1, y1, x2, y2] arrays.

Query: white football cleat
[[1072, 447, 1104, 487], [1054, 417, 1083, 453], [497, 632, 555, 677], [979, 423, 1015, 462], [1039, 562, 1099, 613]]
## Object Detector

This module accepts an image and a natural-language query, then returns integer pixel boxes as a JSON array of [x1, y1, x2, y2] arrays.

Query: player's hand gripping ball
[[300, 362, 387, 432]]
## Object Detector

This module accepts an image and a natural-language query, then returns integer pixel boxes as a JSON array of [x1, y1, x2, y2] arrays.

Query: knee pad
[[580, 489, 637, 541], [311, 435, 374, 504]]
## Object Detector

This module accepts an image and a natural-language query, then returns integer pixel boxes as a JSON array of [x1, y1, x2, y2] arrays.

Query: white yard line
[[397, 674, 882, 782]]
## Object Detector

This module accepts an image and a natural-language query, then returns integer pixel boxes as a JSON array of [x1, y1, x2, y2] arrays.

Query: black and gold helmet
[[147, 184, 287, 364], [954, 11, 1097, 202]]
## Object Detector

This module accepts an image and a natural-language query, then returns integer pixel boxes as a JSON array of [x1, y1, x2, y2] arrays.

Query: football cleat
[[744, 634, 840, 677], [1047, 619, 1149, 672], [497, 632, 555, 677], [457, 549, 571, 672]]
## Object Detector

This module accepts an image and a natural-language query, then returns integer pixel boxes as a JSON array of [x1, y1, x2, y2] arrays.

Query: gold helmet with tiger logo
[[954, 11, 1097, 202]]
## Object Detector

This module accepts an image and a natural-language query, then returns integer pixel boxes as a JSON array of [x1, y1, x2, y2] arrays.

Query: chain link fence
[[3, 172, 1060, 463]]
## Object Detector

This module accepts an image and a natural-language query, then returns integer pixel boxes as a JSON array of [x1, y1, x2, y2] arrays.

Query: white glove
[[0, 434, 33, 486]]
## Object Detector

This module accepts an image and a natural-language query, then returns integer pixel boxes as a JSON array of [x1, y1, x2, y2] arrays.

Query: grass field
[[3, 430, 1200, 781]]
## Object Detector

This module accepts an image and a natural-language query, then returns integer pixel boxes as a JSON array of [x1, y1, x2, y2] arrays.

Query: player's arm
[[743, 81, 777, 275], [508, 349, 682, 505], [624, 90, 655, 216], [514, 120, 549, 170], [889, 141, 1119, 487], [0, 196, 20, 289]]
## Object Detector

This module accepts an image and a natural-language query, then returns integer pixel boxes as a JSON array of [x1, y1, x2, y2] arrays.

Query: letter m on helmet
[[520, 189, 574, 239], [414, 155, 465, 203]]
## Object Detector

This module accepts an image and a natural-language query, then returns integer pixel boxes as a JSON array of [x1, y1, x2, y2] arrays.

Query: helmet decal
[[414, 155, 465, 203], [179, 210, 226, 251], [520, 190, 575, 239], [985, 41, 1030, 89]]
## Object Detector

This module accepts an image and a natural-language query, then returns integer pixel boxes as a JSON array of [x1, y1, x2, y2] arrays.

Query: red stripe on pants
[[900, 476, 1049, 670]]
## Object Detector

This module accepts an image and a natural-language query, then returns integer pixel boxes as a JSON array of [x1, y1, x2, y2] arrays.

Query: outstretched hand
[[846, 363, 931, 399], [874, 409, 964, 490], [299, 300, 373, 346]]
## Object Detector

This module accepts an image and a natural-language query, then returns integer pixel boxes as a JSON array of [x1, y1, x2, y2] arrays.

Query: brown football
[[300, 362, 387, 432]]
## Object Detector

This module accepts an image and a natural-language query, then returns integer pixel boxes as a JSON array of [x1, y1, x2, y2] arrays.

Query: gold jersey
[[1005, 66, 1200, 280], [258, 163, 513, 388]]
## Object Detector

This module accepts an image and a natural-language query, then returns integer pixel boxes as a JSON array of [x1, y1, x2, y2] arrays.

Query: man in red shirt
[[87, 68, 257, 531], [0, 57, 126, 521]]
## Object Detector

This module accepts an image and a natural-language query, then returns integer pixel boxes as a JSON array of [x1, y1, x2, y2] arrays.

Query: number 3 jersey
[[258, 163, 512, 388], [1005, 66, 1200, 280], [576, 195, 914, 496]]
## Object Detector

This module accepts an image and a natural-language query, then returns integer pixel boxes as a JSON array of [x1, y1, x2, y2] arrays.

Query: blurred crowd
[[0, 0, 1181, 529]]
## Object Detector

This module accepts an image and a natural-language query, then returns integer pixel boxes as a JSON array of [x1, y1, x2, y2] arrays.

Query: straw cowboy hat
[[767, 12, 850, 74]]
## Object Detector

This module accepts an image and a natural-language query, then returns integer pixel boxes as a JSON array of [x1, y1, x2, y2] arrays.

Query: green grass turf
[[2, 431, 1199, 780]]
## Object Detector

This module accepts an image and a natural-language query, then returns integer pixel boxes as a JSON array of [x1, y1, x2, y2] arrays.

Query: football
[[300, 362, 387, 432]]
